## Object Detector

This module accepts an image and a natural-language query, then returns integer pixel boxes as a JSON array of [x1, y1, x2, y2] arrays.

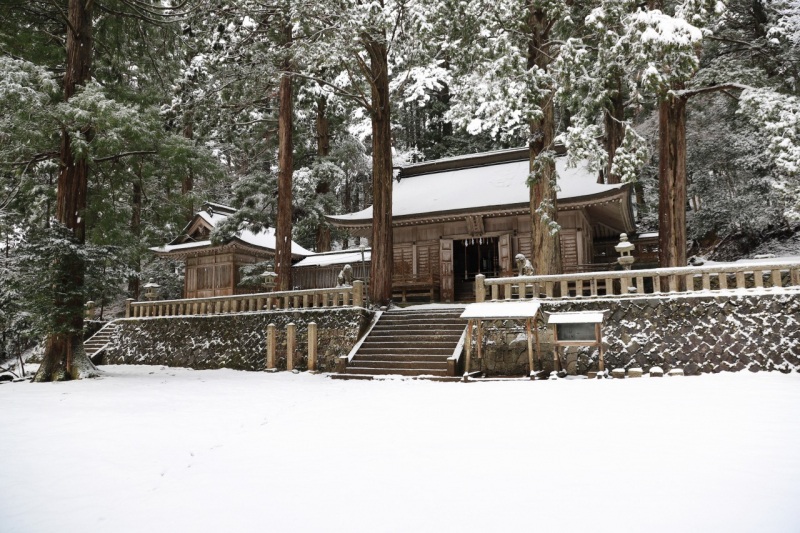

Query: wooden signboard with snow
[[461, 300, 543, 378], [545, 311, 609, 375], [151, 202, 312, 299], [328, 146, 642, 302]]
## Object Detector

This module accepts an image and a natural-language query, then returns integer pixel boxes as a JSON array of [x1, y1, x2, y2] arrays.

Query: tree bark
[[128, 177, 142, 300], [35, 0, 96, 382], [604, 81, 625, 184], [182, 109, 194, 222], [366, 38, 393, 305], [658, 93, 688, 268], [315, 96, 332, 252], [527, 7, 562, 276], [275, 29, 294, 291]]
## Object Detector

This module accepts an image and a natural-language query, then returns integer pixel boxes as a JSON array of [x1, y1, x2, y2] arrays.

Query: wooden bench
[[392, 273, 438, 303]]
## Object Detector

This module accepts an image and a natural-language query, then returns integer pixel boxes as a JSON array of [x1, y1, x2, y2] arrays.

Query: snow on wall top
[[330, 156, 625, 223], [294, 249, 372, 267], [461, 300, 541, 319]]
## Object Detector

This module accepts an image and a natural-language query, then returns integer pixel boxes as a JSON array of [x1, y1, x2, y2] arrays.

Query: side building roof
[[151, 202, 313, 258]]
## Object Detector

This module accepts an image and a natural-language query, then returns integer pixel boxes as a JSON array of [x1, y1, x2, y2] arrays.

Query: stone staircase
[[343, 308, 466, 377], [84, 322, 116, 364]]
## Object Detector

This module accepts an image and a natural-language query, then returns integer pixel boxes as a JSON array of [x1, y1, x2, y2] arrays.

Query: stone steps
[[83, 322, 116, 364], [342, 308, 466, 377]]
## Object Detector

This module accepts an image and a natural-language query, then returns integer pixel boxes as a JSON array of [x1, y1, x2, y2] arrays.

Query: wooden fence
[[127, 280, 366, 318], [476, 261, 800, 302]]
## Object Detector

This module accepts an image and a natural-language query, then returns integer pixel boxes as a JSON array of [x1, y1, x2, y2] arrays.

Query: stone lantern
[[615, 233, 635, 270], [142, 278, 161, 301], [261, 263, 278, 291]]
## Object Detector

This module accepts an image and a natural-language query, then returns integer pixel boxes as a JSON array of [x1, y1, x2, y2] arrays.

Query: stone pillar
[[475, 274, 486, 303], [85, 300, 95, 319], [353, 280, 364, 307], [266, 323, 277, 370], [125, 298, 134, 318], [308, 322, 318, 371], [286, 322, 296, 371]]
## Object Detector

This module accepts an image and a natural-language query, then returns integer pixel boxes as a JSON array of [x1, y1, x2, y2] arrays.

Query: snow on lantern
[[261, 263, 278, 291], [142, 278, 161, 301], [615, 233, 635, 270]]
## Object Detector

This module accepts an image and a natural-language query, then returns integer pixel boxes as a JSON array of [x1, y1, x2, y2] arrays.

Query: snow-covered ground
[[2, 366, 799, 533]]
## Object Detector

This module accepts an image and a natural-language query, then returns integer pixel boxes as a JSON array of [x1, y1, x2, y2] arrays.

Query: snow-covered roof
[[546, 311, 606, 324], [329, 152, 626, 225], [294, 249, 371, 268], [461, 300, 541, 319], [153, 206, 313, 257]]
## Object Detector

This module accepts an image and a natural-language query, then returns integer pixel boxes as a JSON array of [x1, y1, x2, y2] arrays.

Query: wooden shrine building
[[152, 202, 312, 299], [328, 147, 642, 302]]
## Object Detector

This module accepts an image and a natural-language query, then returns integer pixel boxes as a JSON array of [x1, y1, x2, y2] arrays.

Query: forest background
[[1, 0, 799, 380]]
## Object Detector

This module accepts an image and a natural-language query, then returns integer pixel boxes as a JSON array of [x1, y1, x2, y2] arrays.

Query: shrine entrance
[[453, 237, 500, 301]]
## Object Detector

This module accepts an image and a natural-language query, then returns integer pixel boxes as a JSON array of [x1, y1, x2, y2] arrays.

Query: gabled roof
[[151, 202, 313, 257], [328, 148, 633, 233]]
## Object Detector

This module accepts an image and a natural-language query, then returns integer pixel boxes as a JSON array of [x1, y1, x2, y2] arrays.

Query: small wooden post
[[534, 318, 541, 370], [526, 318, 534, 376], [465, 319, 473, 374], [286, 322, 296, 371], [354, 280, 364, 307], [125, 298, 134, 318], [552, 325, 559, 372], [308, 322, 318, 371], [476, 320, 483, 360], [596, 323, 605, 372], [266, 323, 277, 370]]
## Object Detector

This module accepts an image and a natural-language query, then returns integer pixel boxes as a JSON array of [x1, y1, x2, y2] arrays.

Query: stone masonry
[[475, 291, 800, 376], [104, 307, 373, 372]]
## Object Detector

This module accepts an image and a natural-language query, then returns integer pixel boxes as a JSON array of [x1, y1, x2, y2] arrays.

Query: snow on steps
[[83, 321, 117, 364], [337, 308, 466, 378]]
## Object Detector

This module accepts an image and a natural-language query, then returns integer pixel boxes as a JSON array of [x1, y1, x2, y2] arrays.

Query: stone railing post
[[286, 322, 296, 371], [353, 280, 364, 307], [125, 298, 134, 318], [85, 300, 95, 319], [266, 323, 277, 370], [308, 322, 318, 371], [475, 274, 486, 302]]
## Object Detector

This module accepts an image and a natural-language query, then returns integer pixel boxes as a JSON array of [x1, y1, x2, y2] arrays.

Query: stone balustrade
[[126, 280, 366, 318], [476, 261, 800, 302]]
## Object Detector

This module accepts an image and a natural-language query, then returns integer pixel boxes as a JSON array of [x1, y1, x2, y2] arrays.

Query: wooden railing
[[475, 262, 800, 302], [126, 280, 366, 318]]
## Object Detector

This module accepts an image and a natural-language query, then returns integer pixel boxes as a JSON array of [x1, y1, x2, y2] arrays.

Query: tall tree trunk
[[35, 0, 96, 382], [604, 80, 625, 184], [366, 38, 393, 305], [182, 109, 194, 222], [658, 94, 688, 268], [315, 97, 332, 252], [275, 28, 294, 291], [128, 178, 143, 300], [527, 8, 562, 276]]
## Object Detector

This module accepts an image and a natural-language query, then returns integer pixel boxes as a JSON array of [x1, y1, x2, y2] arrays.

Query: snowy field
[[2, 367, 800, 533]]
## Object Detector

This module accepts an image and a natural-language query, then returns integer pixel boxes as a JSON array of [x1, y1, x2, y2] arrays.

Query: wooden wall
[[184, 249, 267, 299]]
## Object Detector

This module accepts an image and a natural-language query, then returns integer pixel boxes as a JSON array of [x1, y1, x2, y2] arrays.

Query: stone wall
[[474, 291, 800, 376], [104, 308, 373, 372]]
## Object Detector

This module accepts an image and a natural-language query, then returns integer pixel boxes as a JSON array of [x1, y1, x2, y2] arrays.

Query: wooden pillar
[[308, 322, 318, 371], [286, 322, 296, 371], [552, 326, 559, 372], [596, 323, 604, 372], [476, 320, 483, 360], [465, 319, 473, 374], [526, 318, 534, 377], [266, 323, 277, 370]]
